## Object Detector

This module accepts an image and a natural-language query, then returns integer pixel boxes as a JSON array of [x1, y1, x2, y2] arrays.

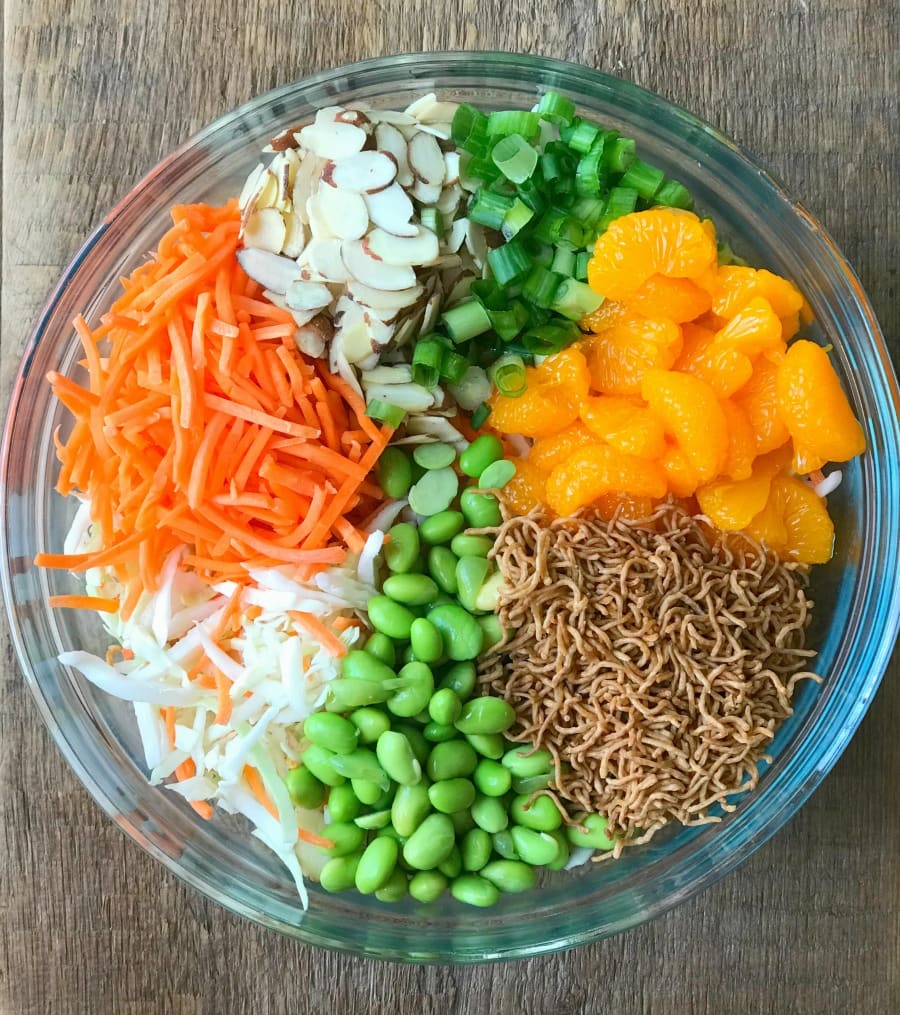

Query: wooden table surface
[[3, 1, 898, 1011]]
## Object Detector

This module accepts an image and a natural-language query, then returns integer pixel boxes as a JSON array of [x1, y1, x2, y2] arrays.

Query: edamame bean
[[376, 447, 413, 499], [329, 748, 389, 789], [304, 712, 359, 755], [393, 724, 430, 766], [301, 745, 347, 787], [478, 459, 516, 490], [427, 740, 478, 781], [477, 614, 506, 649], [427, 604, 484, 661], [510, 794, 563, 832], [374, 867, 409, 903], [408, 870, 448, 903], [473, 759, 512, 797], [429, 687, 462, 726], [367, 595, 416, 640], [376, 730, 422, 786], [451, 874, 500, 908], [450, 533, 495, 558], [284, 765, 326, 809], [402, 645, 418, 667], [320, 821, 365, 857], [386, 661, 434, 718], [545, 828, 570, 871], [375, 824, 405, 843], [403, 813, 456, 870], [459, 434, 504, 478], [501, 746, 554, 778], [438, 661, 477, 700], [413, 442, 457, 470], [354, 809, 392, 830], [510, 826, 560, 866], [409, 617, 443, 663], [363, 632, 396, 667], [355, 836, 399, 894], [391, 782, 432, 838], [349, 707, 391, 745], [423, 721, 457, 742], [492, 829, 519, 860], [408, 468, 459, 516], [438, 845, 463, 879], [566, 813, 616, 850], [512, 772, 553, 794], [428, 778, 476, 814], [427, 546, 460, 594], [450, 808, 475, 836], [342, 650, 396, 684], [460, 488, 502, 528], [455, 556, 491, 613], [471, 793, 509, 834], [455, 696, 515, 735], [327, 679, 391, 710], [319, 853, 362, 893], [480, 859, 537, 894], [370, 784, 396, 810], [461, 828, 493, 872], [384, 523, 420, 574], [464, 733, 505, 759], [327, 783, 361, 823], [351, 778, 385, 805], [419, 510, 465, 544], [382, 573, 439, 606]]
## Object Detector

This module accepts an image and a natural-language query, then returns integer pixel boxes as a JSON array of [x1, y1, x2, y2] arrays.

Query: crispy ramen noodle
[[477, 500, 820, 859]]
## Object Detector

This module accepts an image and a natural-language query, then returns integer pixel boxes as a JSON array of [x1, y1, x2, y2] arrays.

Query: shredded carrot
[[332, 616, 364, 633], [48, 594, 119, 613], [297, 827, 335, 849], [288, 610, 348, 658], [164, 706, 176, 748], [244, 765, 278, 819], [190, 800, 214, 820]]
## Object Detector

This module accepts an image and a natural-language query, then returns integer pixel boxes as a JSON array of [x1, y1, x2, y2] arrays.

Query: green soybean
[[391, 782, 432, 838], [512, 772, 553, 794], [374, 867, 408, 902], [455, 696, 515, 735], [363, 632, 396, 667], [327, 783, 361, 823], [510, 794, 563, 832], [439, 661, 477, 700], [327, 678, 391, 710], [413, 442, 457, 470], [423, 721, 457, 742], [319, 853, 362, 893], [382, 573, 439, 606], [409, 617, 443, 663], [351, 778, 386, 805], [408, 870, 448, 903], [349, 707, 391, 745], [451, 874, 500, 908], [449, 808, 475, 836], [329, 748, 389, 789], [393, 723, 430, 767], [450, 533, 495, 558], [408, 468, 459, 517], [427, 604, 484, 661], [384, 523, 420, 574], [355, 836, 399, 894], [464, 733, 505, 759], [455, 556, 491, 613], [492, 829, 519, 860], [427, 545, 460, 594], [367, 595, 416, 640], [545, 828, 570, 871], [566, 812, 616, 850], [376, 730, 422, 786], [354, 809, 392, 830], [386, 661, 434, 718], [403, 813, 456, 870], [502, 746, 554, 778], [427, 740, 478, 781], [304, 712, 359, 755], [461, 828, 493, 872], [284, 765, 326, 809], [376, 447, 413, 499], [301, 745, 347, 787], [342, 650, 396, 684], [510, 826, 560, 866], [480, 859, 537, 894], [370, 784, 396, 810], [478, 459, 517, 490], [428, 778, 476, 814], [471, 793, 509, 834], [438, 845, 463, 879], [428, 687, 462, 726], [320, 821, 365, 857], [477, 614, 506, 649], [474, 758, 512, 797], [459, 434, 504, 478], [375, 824, 406, 843], [419, 510, 465, 544], [460, 488, 502, 528]]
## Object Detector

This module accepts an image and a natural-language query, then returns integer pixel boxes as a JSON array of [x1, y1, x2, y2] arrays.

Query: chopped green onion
[[654, 178, 694, 210], [487, 240, 531, 286], [502, 198, 535, 239], [489, 354, 528, 397], [366, 400, 406, 427], [617, 159, 665, 200], [469, 190, 515, 229], [540, 151, 564, 184], [452, 103, 490, 152], [487, 300, 530, 342], [522, 265, 563, 309], [521, 320, 581, 355], [515, 178, 548, 214], [522, 236, 555, 268], [575, 147, 606, 196], [575, 250, 591, 281], [491, 134, 539, 184], [606, 137, 636, 175], [552, 278, 604, 320], [461, 154, 501, 186], [412, 339, 445, 388], [470, 402, 492, 430], [487, 110, 541, 141], [551, 245, 576, 277], [598, 187, 639, 230], [441, 299, 493, 343], [440, 348, 470, 385], [535, 91, 576, 125], [419, 206, 443, 235], [717, 240, 748, 267], [562, 119, 601, 154]]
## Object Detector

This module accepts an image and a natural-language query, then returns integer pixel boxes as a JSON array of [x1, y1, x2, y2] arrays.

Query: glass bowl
[[3, 52, 899, 962]]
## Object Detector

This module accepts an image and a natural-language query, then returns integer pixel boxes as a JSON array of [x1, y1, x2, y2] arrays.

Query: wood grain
[[2, 1, 898, 1012]]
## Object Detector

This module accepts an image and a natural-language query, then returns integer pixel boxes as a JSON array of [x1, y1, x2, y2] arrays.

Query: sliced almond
[[363, 107, 417, 127], [442, 217, 468, 254], [436, 182, 462, 218], [365, 382, 435, 413], [364, 183, 417, 237], [336, 108, 372, 131], [315, 184, 370, 240], [238, 163, 266, 212], [243, 207, 288, 253], [295, 313, 333, 360], [411, 97, 459, 124], [297, 121, 367, 160], [348, 280, 423, 313], [407, 131, 445, 187], [411, 178, 443, 205], [236, 248, 299, 294], [375, 122, 413, 187], [285, 280, 333, 312], [261, 289, 318, 329], [282, 212, 307, 258], [314, 105, 347, 125], [416, 122, 452, 141], [330, 151, 398, 193], [360, 364, 414, 385], [341, 239, 417, 291], [300, 236, 351, 283], [292, 154, 325, 224], [465, 220, 488, 269], [366, 225, 439, 266], [306, 191, 336, 239], [420, 289, 443, 333], [333, 300, 376, 365], [268, 124, 306, 151], [443, 151, 461, 186]]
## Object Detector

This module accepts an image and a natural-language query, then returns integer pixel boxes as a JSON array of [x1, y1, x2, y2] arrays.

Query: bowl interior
[[4, 53, 899, 961]]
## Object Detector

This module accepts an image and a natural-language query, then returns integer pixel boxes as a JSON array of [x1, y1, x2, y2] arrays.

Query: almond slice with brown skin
[[285, 280, 333, 312], [407, 131, 445, 188], [330, 150, 398, 193], [243, 207, 288, 253], [315, 184, 370, 240], [282, 212, 307, 258], [347, 281, 424, 314], [341, 239, 417, 291], [236, 248, 299, 294], [300, 237, 351, 283], [292, 154, 325, 224], [297, 120, 367, 160], [366, 226, 439, 266], [375, 122, 413, 187], [364, 183, 417, 237]]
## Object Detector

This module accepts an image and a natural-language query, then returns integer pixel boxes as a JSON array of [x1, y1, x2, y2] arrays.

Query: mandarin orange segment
[[580, 299, 629, 334], [586, 314, 683, 396], [579, 395, 666, 460], [641, 369, 728, 483], [709, 266, 804, 320], [587, 208, 718, 301], [533, 346, 591, 401], [502, 458, 548, 515], [594, 492, 657, 522], [746, 473, 835, 564], [488, 383, 579, 438], [545, 445, 667, 516], [720, 399, 757, 480], [628, 274, 712, 323], [714, 297, 784, 356], [529, 423, 600, 472], [658, 445, 700, 497], [775, 339, 866, 473], [734, 356, 791, 454], [696, 446, 792, 531]]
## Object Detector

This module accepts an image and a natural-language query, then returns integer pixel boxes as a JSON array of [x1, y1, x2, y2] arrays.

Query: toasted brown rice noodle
[[476, 500, 820, 859]]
